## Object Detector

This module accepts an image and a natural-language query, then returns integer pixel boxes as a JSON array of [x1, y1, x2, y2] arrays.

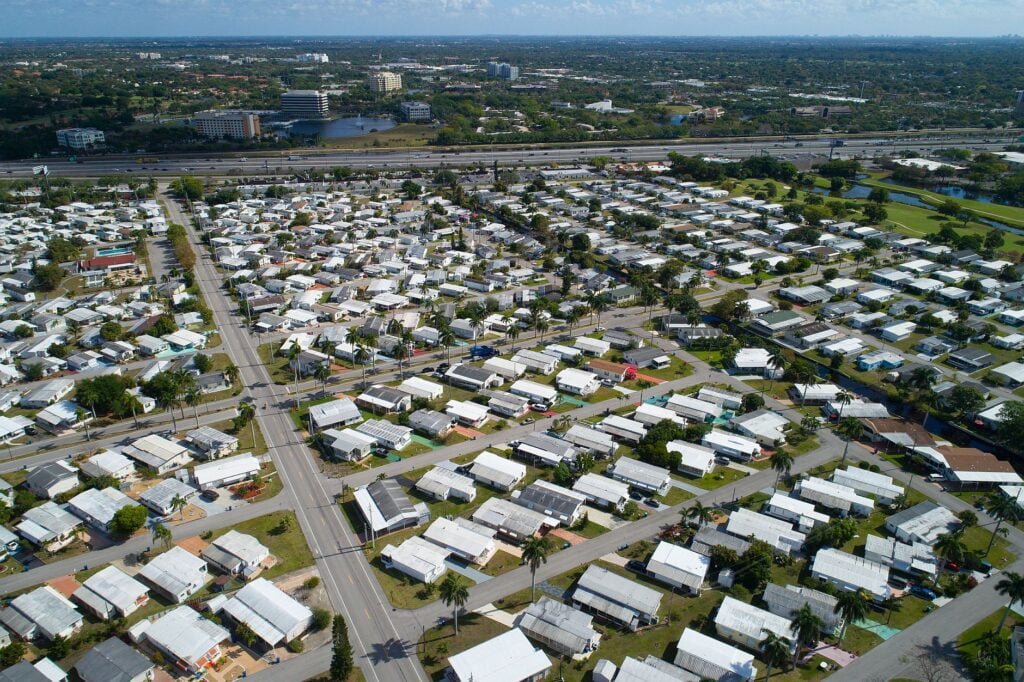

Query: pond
[[878, 178, 1011, 206], [810, 184, 1022, 235], [282, 116, 395, 139]]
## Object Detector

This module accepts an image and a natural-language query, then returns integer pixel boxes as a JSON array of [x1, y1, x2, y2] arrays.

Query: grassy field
[[192, 417, 268, 454], [208, 511, 314, 579], [859, 175, 1024, 230], [328, 123, 434, 150], [686, 466, 748, 490], [958, 608, 1019, 658]]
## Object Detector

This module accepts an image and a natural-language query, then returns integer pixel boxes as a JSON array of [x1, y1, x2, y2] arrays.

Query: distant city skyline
[[3, 0, 1023, 38]]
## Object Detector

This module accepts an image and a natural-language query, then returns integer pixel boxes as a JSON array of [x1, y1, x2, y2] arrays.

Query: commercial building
[[366, 72, 402, 93], [280, 90, 330, 118], [486, 62, 520, 81], [193, 111, 261, 139], [400, 101, 432, 121], [56, 127, 105, 149]]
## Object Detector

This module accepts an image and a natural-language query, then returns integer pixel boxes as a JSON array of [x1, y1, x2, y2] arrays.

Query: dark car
[[201, 489, 219, 502], [889, 576, 909, 590], [419, 366, 434, 374], [629, 492, 643, 501], [437, 363, 451, 372], [909, 585, 938, 601], [626, 559, 646, 573], [644, 498, 659, 508]]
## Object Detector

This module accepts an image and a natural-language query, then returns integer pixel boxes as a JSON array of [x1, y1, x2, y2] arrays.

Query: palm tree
[[835, 390, 853, 419], [151, 522, 173, 550], [760, 632, 791, 681], [185, 385, 202, 428], [799, 415, 820, 438], [836, 416, 863, 465], [685, 501, 714, 528], [591, 295, 609, 327], [439, 327, 456, 367], [584, 291, 600, 324], [170, 493, 188, 521], [984, 493, 1024, 557], [224, 362, 240, 388], [506, 321, 521, 350], [996, 572, 1024, 633], [156, 391, 179, 432], [771, 449, 793, 489], [934, 529, 968, 577], [522, 536, 551, 602], [313, 363, 332, 397], [766, 348, 787, 398], [392, 342, 411, 380], [439, 573, 469, 635], [354, 342, 374, 391], [239, 401, 257, 444], [790, 604, 824, 668], [834, 589, 870, 644], [535, 317, 550, 343], [76, 407, 91, 441], [286, 343, 302, 406]]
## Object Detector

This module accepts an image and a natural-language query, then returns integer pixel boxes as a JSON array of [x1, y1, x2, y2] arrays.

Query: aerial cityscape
[[0, 3, 1024, 682]]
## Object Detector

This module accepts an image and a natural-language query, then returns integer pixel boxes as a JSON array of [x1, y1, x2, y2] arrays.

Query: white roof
[[139, 546, 208, 598], [122, 434, 189, 468], [733, 347, 771, 368], [633, 402, 686, 426], [74, 565, 149, 614], [702, 429, 760, 456], [556, 367, 600, 389], [448, 628, 550, 682], [471, 450, 526, 482], [811, 548, 890, 599], [509, 379, 559, 402], [667, 440, 716, 471], [423, 517, 496, 561], [726, 508, 806, 554], [832, 466, 904, 499], [446, 399, 490, 422], [716, 595, 794, 641], [647, 541, 709, 589], [221, 577, 312, 646], [799, 477, 875, 513], [382, 536, 448, 580], [574, 336, 611, 352], [666, 394, 722, 418], [766, 493, 830, 526], [143, 606, 228, 668], [676, 628, 756, 680], [572, 472, 629, 504], [396, 376, 443, 398], [192, 453, 260, 487]]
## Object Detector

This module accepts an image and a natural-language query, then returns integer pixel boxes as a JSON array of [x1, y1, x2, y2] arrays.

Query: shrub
[[287, 638, 304, 653], [303, 576, 321, 590], [311, 607, 331, 631]]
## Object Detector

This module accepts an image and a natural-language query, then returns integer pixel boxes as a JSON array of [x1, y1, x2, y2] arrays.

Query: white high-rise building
[[280, 90, 330, 118], [193, 111, 261, 139], [366, 72, 402, 93]]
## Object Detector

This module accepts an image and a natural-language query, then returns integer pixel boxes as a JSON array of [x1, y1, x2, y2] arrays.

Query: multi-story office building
[[366, 72, 403, 93], [297, 52, 329, 63], [487, 62, 519, 81], [280, 90, 330, 118], [193, 111, 261, 139], [399, 102, 432, 122], [56, 128, 106, 149]]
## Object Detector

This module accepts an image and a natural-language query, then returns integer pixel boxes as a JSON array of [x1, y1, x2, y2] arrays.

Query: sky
[[3, 0, 1023, 38]]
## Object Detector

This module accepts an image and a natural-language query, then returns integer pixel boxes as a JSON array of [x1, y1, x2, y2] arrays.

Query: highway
[[0, 134, 1017, 178]]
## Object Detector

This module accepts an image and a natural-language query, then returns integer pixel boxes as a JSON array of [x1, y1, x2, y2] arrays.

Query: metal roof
[[515, 598, 599, 656], [447, 628, 551, 682], [221, 577, 312, 646], [574, 565, 661, 621], [10, 586, 82, 639], [143, 606, 228, 668]]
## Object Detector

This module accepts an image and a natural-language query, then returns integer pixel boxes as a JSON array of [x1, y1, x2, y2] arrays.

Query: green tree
[[685, 501, 714, 528], [996, 572, 1024, 633], [330, 614, 354, 682], [439, 573, 469, 635], [736, 540, 774, 590], [0, 641, 26, 668], [193, 353, 213, 373], [934, 529, 968, 576], [48, 634, 70, 660], [522, 536, 551, 602], [151, 521, 173, 549], [171, 176, 204, 200], [236, 622, 258, 648], [33, 263, 66, 291], [984, 494, 1024, 557], [834, 589, 870, 644], [312, 607, 332, 631], [771, 449, 793, 488], [836, 416, 863, 465], [761, 632, 791, 681], [790, 604, 824, 667], [47, 236, 82, 263], [111, 504, 148, 535]]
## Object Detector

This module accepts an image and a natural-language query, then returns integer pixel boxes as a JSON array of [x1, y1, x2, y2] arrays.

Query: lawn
[[208, 511, 314, 579], [328, 123, 434, 150], [257, 341, 299, 385], [362, 525, 446, 609], [859, 175, 1024, 230], [687, 466, 748, 490], [963, 524, 1016, 568], [194, 417, 268, 455], [418, 613, 511, 680], [958, 608, 1018, 658]]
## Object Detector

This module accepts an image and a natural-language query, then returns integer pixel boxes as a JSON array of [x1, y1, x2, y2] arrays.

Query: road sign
[[32, 165, 48, 176]]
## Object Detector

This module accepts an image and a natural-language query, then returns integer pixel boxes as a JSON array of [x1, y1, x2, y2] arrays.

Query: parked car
[[889, 576, 908, 590], [626, 559, 646, 573], [419, 366, 434, 374], [629, 492, 643, 501], [530, 403, 550, 412], [944, 561, 961, 572], [644, 498, 658, 508], [201, 489, 219, 502], [909, 585, 938, 601], [715, 456, 731, 465]]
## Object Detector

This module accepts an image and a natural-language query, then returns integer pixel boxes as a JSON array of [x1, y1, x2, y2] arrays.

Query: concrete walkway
[[669, 478, 706, 496], [444, 558, 491, 584]]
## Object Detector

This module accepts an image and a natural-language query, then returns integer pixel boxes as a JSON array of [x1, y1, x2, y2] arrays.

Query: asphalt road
[[166, 191, 429, 682], [1, 135, 1016, 178]]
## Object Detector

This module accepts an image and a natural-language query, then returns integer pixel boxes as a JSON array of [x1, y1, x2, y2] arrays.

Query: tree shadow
[[364, 637, 415, 664]]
